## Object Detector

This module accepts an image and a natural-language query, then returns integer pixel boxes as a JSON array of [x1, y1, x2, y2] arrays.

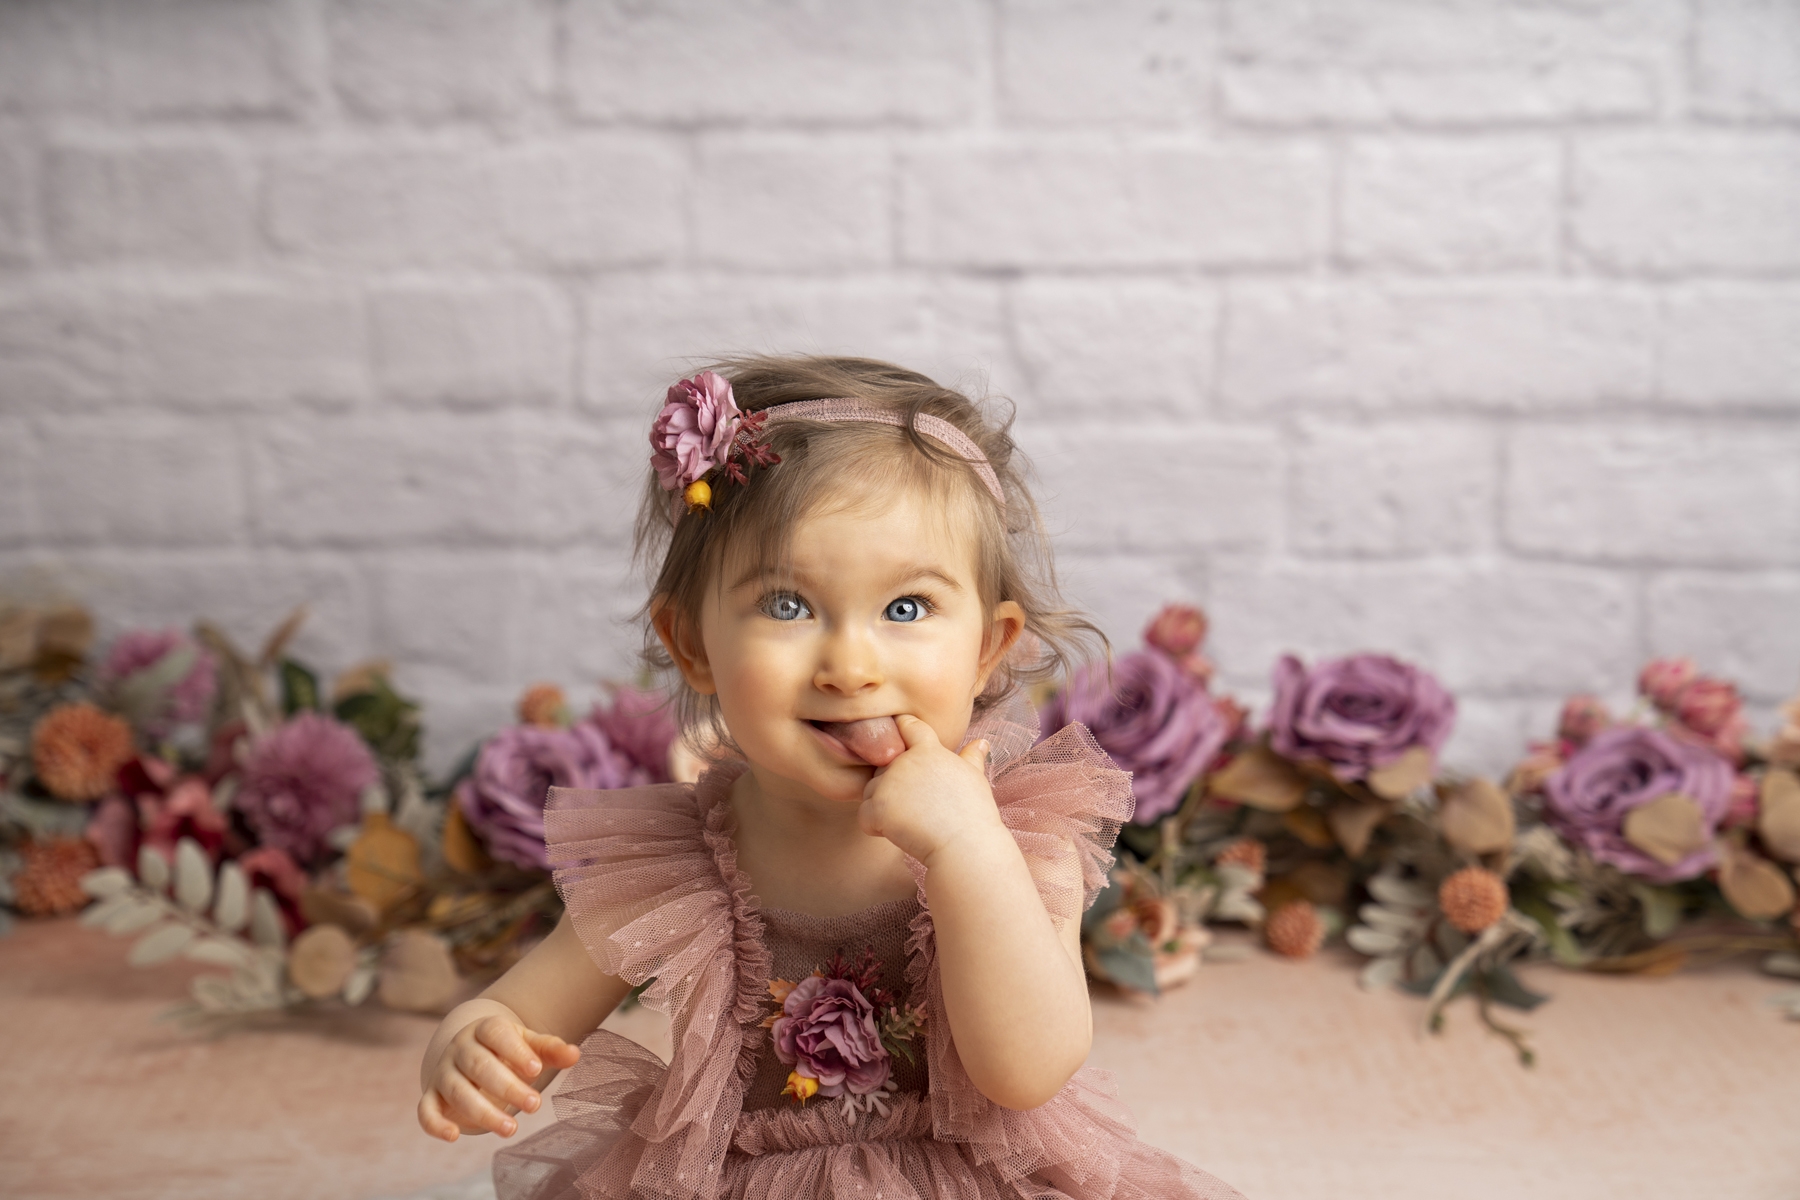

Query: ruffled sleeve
[[903, 696, 1144, 1192], [532, 767, 771, 1200]]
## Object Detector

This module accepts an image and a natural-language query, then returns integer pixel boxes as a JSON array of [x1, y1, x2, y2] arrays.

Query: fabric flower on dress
[[767, 947, 924, 1124], [1042, 651, 1234, 824], [1267, 653, 1455, 784], [456, 722, 647, 871], [1543, 725, 1733, 883], [235, 712, 380, 867]]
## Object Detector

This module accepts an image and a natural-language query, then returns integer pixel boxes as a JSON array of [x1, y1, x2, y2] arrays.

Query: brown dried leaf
[[0, 608, 37, 672], [1284, 860, 1351, 907], [1439, 778, 1516, 856], [257, 606, 309, 669], [331, 658, 394, 703], [346, 813, 422, 912], [441, 804, 493, 876], [1758, 769, 1800, 863], [378, 930, 462, 1013], [1327, 798, 1391, 858], [301, 887, 379, 935], [1720, 844, 1797, 921], [1282, 806, 1336, 850], [288, 924, 356, 999], [1367, 746, 1434, 801], [1210, 746, 1307, 813], [1622, 793, 1708, 868], [1585, 943, 1690, 976]]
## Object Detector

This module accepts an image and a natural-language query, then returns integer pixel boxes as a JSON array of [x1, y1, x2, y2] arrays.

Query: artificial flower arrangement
[[0, 600, 677, 1021], [1058, 603, 1800, 1063]]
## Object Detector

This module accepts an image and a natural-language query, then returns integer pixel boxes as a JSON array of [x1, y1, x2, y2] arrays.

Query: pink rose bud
[[1144, 604, 1208, 658], [1638, 657, 1698, 711], [1724, 773, 1759, 829], [1674, 677, 1742, 738], [1556, 694, 1611, 748]]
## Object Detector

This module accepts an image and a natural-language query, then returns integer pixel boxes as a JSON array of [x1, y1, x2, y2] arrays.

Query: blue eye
[[763, 593, 810, 622], [884, 597, 926, 623]]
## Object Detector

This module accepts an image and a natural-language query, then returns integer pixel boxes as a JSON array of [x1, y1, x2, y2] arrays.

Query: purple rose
[[771, 975, 890, 1097], [1267, 653, 1455, 782], [236, 713, 380, 866], [649, 370, 741, 493], [1544, 726, 1732, 883], [456, 722, 647, 871], [585, 686, 678, 784], [1043, 651, 1233, 824]]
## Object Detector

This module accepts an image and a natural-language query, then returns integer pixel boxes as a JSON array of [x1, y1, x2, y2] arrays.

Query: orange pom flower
[[1265, 901, 1325, 959], [32, 702, 134, 801], [12, 836, 101, 916], [516, 683, 568, 729], [1439, 866, 1509, 934]]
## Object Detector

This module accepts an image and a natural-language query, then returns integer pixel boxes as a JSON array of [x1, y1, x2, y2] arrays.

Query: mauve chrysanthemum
[[98, 628, 217, 736], [235, 713, 380, 866], [456, 723, 646, 871]]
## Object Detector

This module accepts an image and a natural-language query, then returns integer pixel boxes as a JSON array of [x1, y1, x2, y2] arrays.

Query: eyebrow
[[730, 562, 965, 594]]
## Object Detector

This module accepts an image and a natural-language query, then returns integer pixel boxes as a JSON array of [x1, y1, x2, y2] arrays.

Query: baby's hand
[[859, 715, 1005, 864], [417, 1014, 580, 1142]]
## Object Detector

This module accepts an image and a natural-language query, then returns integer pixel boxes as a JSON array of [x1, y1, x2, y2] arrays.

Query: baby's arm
[[417, 911, 633, 1141], [861, 716, 1092, 1111]]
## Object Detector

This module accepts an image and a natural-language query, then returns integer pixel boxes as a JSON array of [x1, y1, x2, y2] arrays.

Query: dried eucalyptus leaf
[[173, 838, 211, 913], [1758, 769, 1800, 863], [1438, 778, 1516, 856], [249, 887, 285, 949], [1759, 952, 1800, 980], [104, 898, 167, 936], [191, 975, 238, 1013], [1367, 874, 1431, 909], [1346, 925, 1403, 956], [288, 924, 357, 999], [1357, 903, 1423, 936], [1368, 746, 1434, 801], [1621, 793, 1707, 868], [185, 936, 253, 968], [137, 845, 170, 894], [80, 867, 133, 900], [1719, 846, 1796, 921], [213, 862, 248, 934], [129, 922, 196, 966], [1359, 955, 1403, 992], [79, 893, 132, 929], [1208, 745, 1307, 812]]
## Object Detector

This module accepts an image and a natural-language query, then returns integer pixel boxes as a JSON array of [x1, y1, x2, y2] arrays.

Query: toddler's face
[[684, 484, 1021, 804]]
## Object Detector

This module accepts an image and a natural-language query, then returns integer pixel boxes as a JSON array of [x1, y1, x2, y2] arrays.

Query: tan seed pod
[[287, 924, 357, 999]]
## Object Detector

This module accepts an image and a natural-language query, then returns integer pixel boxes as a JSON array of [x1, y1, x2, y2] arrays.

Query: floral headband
[[649, 371, 1006, 515]]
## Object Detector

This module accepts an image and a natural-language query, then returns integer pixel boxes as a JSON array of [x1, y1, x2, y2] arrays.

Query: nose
[[813, 622, 883, 697]]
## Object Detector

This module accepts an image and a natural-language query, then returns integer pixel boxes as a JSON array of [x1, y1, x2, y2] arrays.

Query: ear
[[651, 596, 717, 696], [975, 600, 1027, 694]]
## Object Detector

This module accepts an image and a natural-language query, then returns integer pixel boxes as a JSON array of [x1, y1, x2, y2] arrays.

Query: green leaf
[[1630, 884, 1684, 940], [1516, 896, 1586, 968], [1479, 965, 1549, 1012], [1081, 878, 1127, 937], [1091, 943, 1159, 995], [279, 658, 321, 716]]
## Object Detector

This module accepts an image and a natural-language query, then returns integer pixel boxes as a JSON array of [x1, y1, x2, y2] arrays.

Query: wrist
[[917, 815, 1013, 876]]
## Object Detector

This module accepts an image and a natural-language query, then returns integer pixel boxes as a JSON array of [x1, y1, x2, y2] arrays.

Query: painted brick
[[32, 416, 245, 546], [1659, 287, 1800, 408], [264, 149, 501, 267], [0, 420, 36, 545], [125, 286, 367, 408], [902, 145, 1328, 268], [326, 0, 550, 121], [1648, 573, 1800, 701], [99, 0, 312, 118], [1222, 282, 1656, 411], [1505, 424, 1800, 567], [1220, 62, 1657, 127], [1693, 0, 1800, 121], [1016, 423, 1282, 554], [997, 0, 1215, 126], [693, 140, 891, 270], [582, 276, 1011, 412], [513, 417, 641, 548], [1572, 135, 1800, 275], [1439, 698, 1550, 780], [252, 414, 527, 548], [0, 144, 31, 263], [1339, 138, 1558, 272], [0, 2, 104, 114], [0, 288, 125, 409], [1290, 421, 1494, 557], [372, 552, 522, 680], [513, 546, 647, 684], [1052, 551, 1208, 655], [44, 143, 254, 264], [496, 142, 686, 270], [562, 0, 981, 125], [1209, 561, 1637, 695], [1008, 279, 1218, 417], [370, 282, 572, 408]]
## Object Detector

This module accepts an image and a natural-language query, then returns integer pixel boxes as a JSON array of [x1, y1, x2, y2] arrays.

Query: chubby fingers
[[958, 738, 991, 771], [417, 1089, 462, 1142], [891, 714, 942, 753], [522, 1027, 582, 1070]]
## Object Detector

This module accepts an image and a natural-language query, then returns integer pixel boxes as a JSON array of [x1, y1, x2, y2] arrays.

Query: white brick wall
[[1, 0, 1797, 777]]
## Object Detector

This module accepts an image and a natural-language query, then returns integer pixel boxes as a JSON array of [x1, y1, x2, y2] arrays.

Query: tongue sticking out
[[818, 717, 905, 767]]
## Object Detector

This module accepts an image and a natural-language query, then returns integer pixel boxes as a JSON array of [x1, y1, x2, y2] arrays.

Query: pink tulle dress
[[493, 701, 1245, 1200]]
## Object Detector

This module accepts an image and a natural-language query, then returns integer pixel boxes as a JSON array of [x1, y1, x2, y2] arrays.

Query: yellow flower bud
[[683, 479, 712, 513], [781, 1070, 819, 1104]]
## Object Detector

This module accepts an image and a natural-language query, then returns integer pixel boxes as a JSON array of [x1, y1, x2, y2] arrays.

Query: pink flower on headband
[[651, 371, 742, 493]]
